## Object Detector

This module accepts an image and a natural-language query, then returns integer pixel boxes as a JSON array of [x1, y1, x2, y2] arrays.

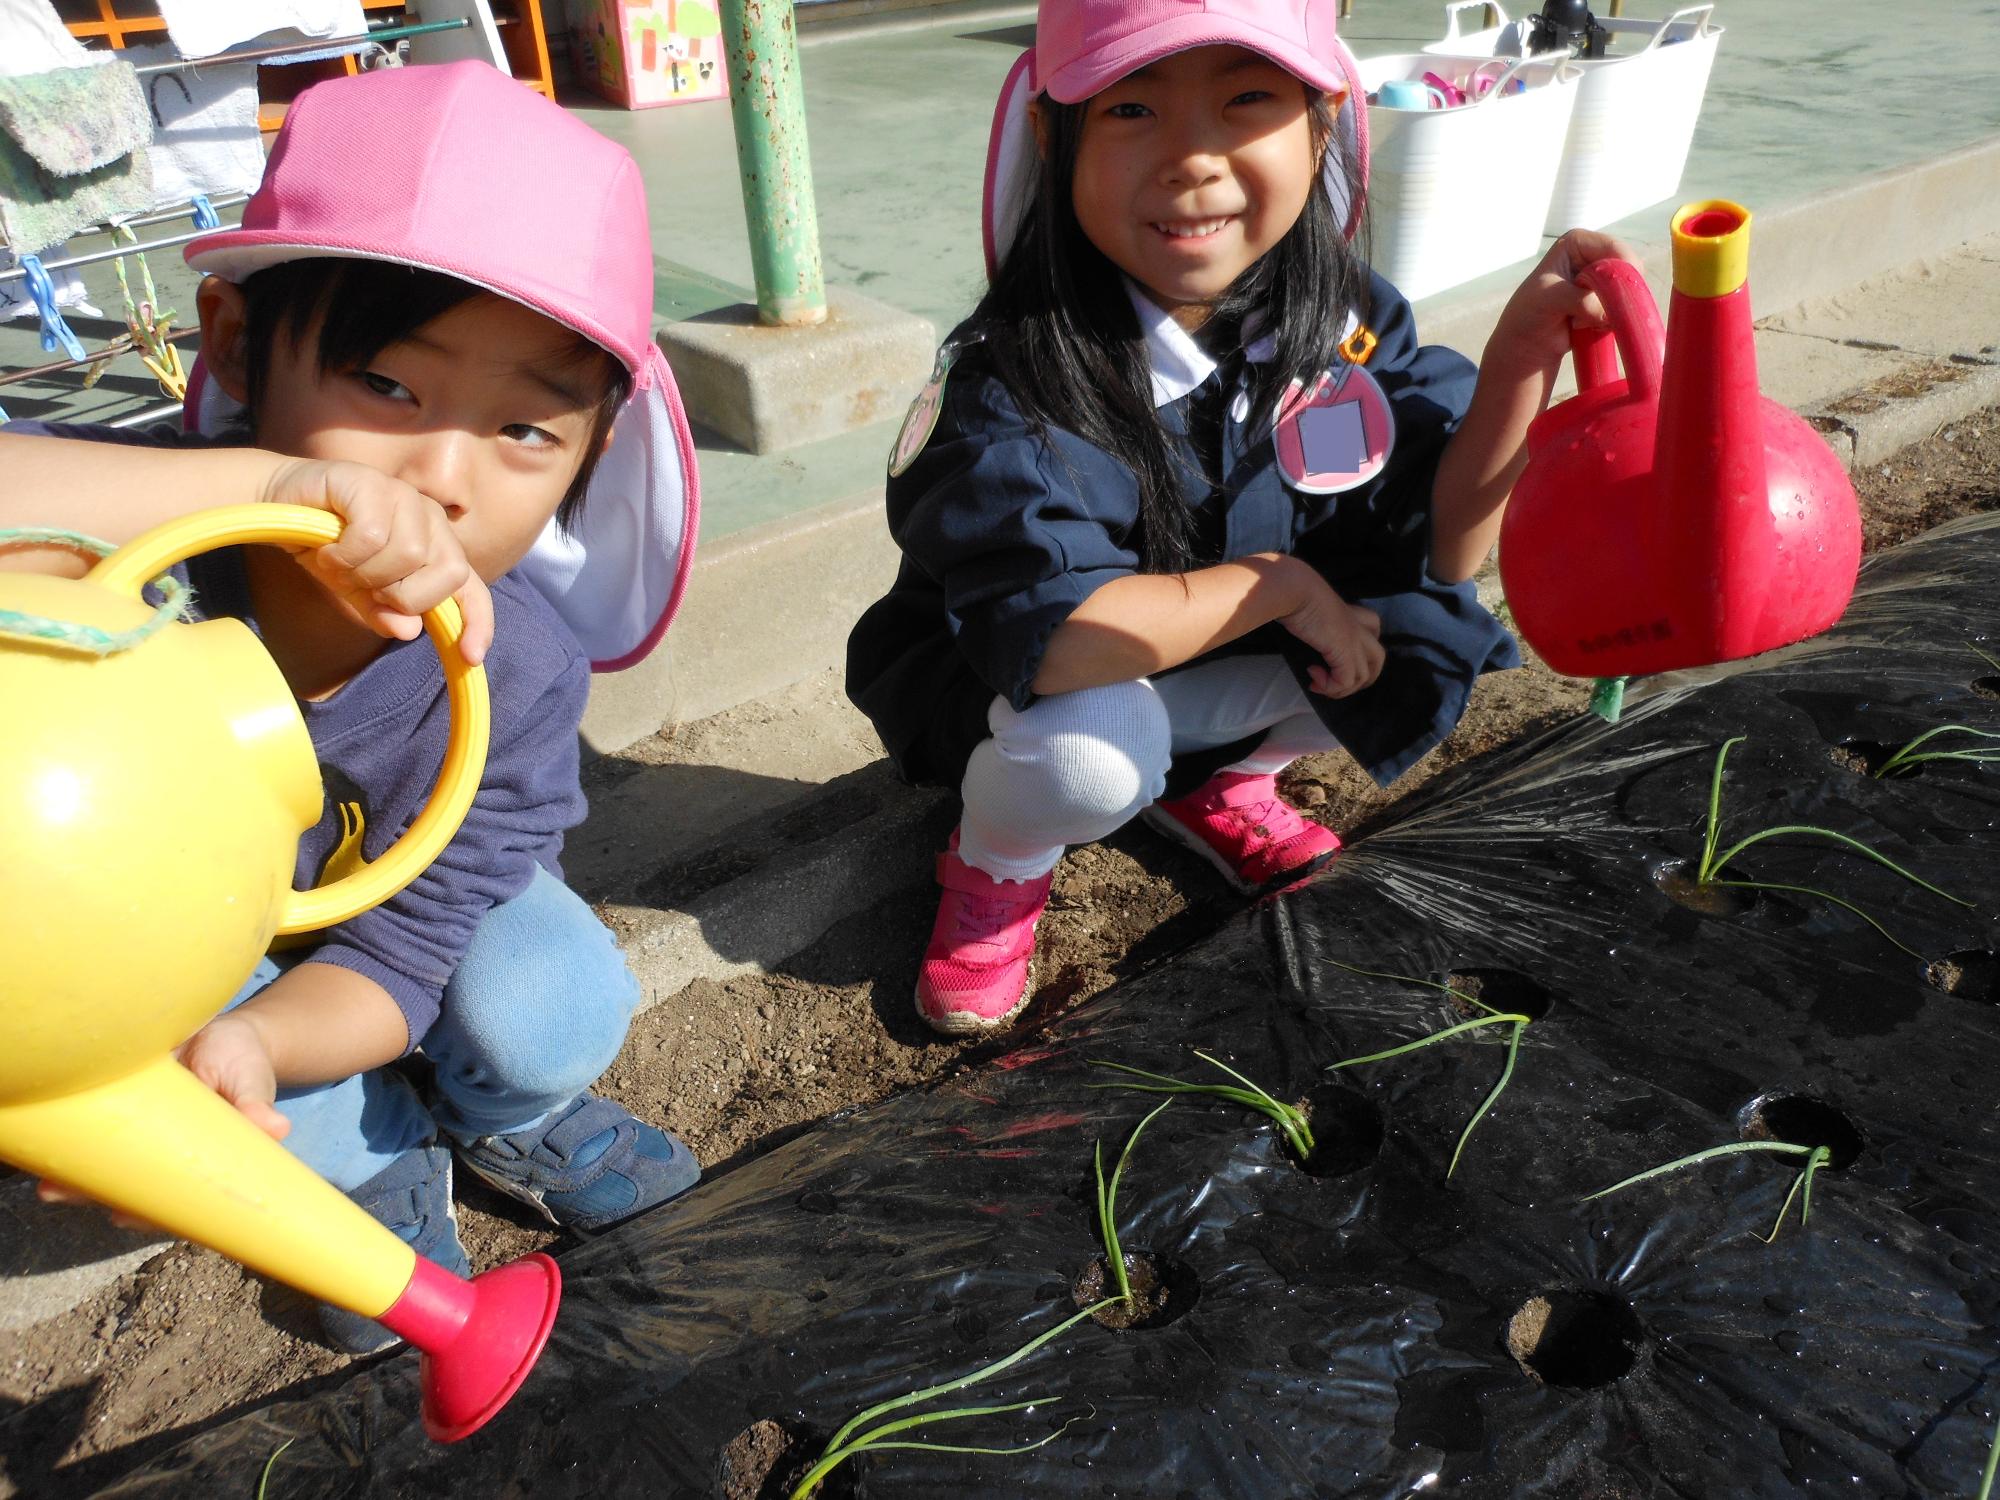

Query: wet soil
[[1071, 1251, 1198, 1331], [4, 405, 1997, 1493], [719, 1418, 853, 1500]]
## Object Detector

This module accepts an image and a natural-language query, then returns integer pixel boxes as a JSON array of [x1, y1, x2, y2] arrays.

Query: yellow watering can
[[0, 505, 557, 1442]]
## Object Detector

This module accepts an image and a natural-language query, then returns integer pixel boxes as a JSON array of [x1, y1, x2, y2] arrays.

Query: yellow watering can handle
[[86, 503, 491, 934]]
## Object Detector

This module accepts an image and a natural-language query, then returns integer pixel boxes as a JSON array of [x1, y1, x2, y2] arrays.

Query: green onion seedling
[[1582, 1139, 1833, 1242], [787, 1302, 1108, 1500], [1978, 1403, 1999, 1500], [1696, 736, 1972, 956], [1090, 1052, 1313, 1162], [1872, 724, 2000, 779], [1094, 1099, 1173, 1305], [257, 1439, 293, 1500], [1320, 960, 1532, 1178]]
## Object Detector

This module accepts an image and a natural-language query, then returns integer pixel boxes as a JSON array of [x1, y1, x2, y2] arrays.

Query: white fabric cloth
[[0, 1, 92, 78], [1127, 280, 1355, 415], [956, 655, 1340, 882], [121, 44, 264, 209], [152, 0, 367, 60]]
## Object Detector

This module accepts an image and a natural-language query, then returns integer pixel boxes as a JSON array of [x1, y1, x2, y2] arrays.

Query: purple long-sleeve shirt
[[9, 420, 589, 1047]]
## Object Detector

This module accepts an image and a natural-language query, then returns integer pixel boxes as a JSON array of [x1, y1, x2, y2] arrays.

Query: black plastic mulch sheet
[[94, 515, 2000, 1499]]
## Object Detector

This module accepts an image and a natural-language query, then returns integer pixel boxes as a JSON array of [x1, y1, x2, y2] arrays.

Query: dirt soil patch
[[5, 405, 1999, 1495]]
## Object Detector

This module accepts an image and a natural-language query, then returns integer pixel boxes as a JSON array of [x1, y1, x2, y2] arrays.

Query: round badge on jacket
[[1273, 361, 1396, 495], [889, 335, 981, 478]]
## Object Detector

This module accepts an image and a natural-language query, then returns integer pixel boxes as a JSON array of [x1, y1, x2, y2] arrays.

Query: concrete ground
[[3, 0, 2000, 1335]]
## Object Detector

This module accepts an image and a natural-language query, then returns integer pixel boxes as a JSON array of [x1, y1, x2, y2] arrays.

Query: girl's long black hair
[[976, 88, 1368, 574]]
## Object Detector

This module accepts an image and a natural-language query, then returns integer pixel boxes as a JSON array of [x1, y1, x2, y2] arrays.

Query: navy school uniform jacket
[[845, 270, 1520, 796]]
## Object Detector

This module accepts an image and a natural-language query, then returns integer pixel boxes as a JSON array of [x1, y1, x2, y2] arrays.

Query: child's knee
[[437, 872, 639, 1087], [986, 679, 1171, 820]]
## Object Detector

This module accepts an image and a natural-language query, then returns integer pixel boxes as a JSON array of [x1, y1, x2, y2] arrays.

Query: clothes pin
[[20, 256, 85, 363]]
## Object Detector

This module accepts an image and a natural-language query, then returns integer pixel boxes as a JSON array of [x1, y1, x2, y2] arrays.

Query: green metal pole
[[718, 0, 828, 327]]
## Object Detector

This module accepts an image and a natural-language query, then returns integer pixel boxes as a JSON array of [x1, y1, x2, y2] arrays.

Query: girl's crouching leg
[[957, 678, 1172, 883]]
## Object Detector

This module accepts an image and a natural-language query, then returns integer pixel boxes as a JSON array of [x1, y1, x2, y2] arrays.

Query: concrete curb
[[1807, 357, 2000, 471], [620, 789, 952, 1006]]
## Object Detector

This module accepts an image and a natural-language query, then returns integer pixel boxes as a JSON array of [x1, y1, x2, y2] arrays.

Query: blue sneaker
[[319, 1143, 469, 1355], [450, 1094, 700, 1233]]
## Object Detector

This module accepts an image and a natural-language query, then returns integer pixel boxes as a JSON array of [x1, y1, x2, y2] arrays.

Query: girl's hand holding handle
[[258, 458, 494, 666], [1485, 228, 1641, 386]]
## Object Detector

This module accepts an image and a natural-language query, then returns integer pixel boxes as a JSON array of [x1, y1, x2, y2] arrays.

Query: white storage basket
[[1358, 52, 1580, 302], [1425, 3, 1724, 233]]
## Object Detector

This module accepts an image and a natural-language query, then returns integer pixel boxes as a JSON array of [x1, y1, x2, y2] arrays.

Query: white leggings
[[958, 654, 1341, 883]]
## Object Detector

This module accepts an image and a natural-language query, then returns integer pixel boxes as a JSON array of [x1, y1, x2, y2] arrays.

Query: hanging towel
[[0, 2, 93, 80], [152, 0, 368, 62], [0, 63, 155, 250], [123, 45, 264, 210], [0, 60, 152, 177]]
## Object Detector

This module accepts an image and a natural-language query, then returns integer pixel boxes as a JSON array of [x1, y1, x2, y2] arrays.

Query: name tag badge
[[889, 334, 981, 478], [1273, 362, 1395, 495]]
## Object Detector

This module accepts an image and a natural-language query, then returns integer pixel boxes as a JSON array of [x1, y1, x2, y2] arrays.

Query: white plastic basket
[[1358, 52, 1580, 301], [1425, 3, 1725, 233]]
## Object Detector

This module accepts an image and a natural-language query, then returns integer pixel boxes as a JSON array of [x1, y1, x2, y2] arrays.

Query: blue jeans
[[225, 867, 642, 1193]]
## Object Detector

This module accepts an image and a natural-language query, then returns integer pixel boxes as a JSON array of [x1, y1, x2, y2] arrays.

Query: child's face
[[1068, 45, 1322, 328], [233, 292, 608, 582]]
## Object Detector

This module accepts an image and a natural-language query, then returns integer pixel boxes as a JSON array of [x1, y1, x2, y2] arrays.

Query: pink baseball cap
[[183, 60, 697, 672], [983, 0, 1370, 275]]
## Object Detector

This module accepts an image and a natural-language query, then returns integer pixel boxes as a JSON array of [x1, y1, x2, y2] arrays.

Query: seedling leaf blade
[[1581, 1140, 1816, 1202], [821, 1300, 1112, 1455]]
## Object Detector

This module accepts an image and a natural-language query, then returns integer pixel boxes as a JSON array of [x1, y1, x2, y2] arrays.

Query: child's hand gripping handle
[[85, 503, 490, 935], [1567, 257, 1664, 401]]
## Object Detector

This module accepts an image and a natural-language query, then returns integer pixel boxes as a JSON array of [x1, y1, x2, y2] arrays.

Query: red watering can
[[1498, 200, 1862, 680]]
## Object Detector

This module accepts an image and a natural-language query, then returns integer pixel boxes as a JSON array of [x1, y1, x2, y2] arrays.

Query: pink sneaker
[[915, 835, 1052, 1036], [1143, 771, 1342, 893]]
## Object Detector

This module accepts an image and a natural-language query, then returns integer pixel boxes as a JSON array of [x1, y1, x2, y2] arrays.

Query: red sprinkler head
[[378, 1253, 562, 1441], [1498, 201, 1862, 681]]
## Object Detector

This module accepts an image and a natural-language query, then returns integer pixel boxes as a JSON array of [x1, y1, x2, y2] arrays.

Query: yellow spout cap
[[1671, 200, 1753, 298]]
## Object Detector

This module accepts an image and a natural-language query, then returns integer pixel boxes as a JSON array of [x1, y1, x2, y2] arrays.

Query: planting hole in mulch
[[1926, 950, 2000, 1005], [1652, 858, 1758, 916], [1072, 1251, 1200, 1331], [1505, 1290, 1645, 1389], [1443, 968, 1554, 1023], [1827, 740, 1923, 779], [719, 1419, 856, 1500], [1293, 1082, 1385, 1178], [1972, 676, 2000, 702], [1737, 1092, 1865, 1170]]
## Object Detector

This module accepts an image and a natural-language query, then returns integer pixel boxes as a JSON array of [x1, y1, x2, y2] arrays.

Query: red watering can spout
[[1497, 200, 1862, 680]]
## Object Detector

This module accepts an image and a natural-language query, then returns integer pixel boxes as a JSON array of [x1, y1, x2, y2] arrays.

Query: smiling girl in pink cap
[[1, 61, 701, 1352], [849, 0, 1632, 1035]]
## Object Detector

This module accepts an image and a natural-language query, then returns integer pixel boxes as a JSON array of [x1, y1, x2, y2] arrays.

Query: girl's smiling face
[[1064, 45, 1323, 328]]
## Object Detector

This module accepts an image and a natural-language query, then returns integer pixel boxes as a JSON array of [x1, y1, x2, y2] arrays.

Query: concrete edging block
[[657, 287, 936, 455]]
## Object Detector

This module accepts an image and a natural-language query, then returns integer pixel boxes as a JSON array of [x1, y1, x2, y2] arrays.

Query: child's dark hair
[[977, 89, 1367, 573], [237, 258, 630, 533]]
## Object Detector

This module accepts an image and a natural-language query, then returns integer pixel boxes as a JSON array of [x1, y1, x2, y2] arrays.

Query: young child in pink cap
[[849, 0, 1634, 1035], [0, 61, 702, 1352]]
